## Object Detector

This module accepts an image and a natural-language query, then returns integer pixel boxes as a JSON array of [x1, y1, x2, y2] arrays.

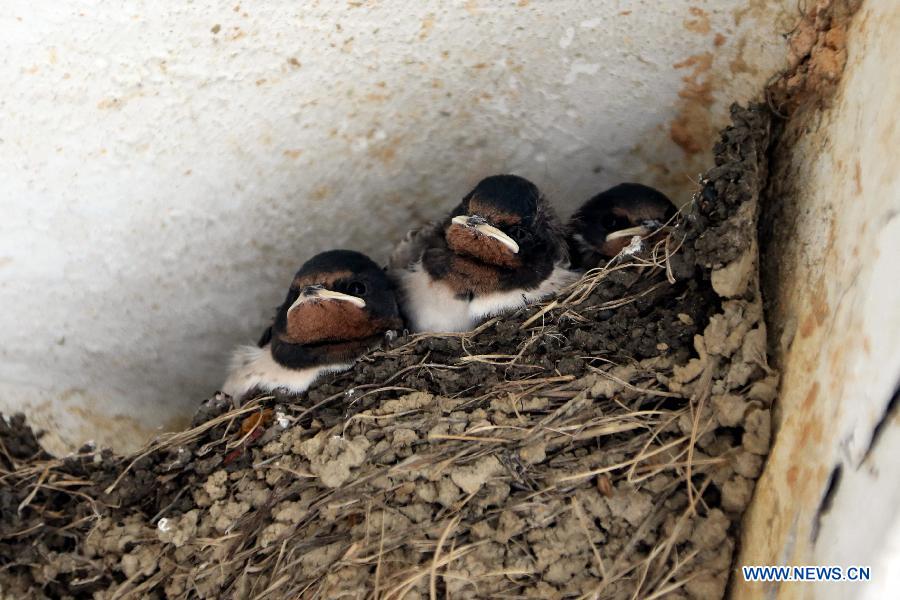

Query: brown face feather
[[440, 256, 504, 296], [282, 301, 398, 346], [445, 223, 521, 269], [466, 199, 523, 227], [291, 270, 353, 290]]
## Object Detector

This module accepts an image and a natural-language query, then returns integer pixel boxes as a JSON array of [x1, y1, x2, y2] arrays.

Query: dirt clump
[[767, 0, 862, 116], [0, 105, 775, 599]]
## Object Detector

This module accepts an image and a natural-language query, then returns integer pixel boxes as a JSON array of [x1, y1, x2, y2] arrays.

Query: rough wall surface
[[736, 1, 900, 598], [0, 1, 792, 453]]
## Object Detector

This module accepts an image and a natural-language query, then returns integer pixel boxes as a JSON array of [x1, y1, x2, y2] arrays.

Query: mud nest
[[1, 105, 777, 600]]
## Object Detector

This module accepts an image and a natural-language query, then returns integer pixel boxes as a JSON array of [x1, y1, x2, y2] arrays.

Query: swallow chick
[[567, 183, 677, 268], [389, 174, 577, 333], [222, 250, 403, 401]]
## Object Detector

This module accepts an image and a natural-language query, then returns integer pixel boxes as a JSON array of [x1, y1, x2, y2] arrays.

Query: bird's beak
[[289, 286, 366, 313], [604, 225, 652, 242], [451, 215, 520, 254], [605, 219, 667, 242]]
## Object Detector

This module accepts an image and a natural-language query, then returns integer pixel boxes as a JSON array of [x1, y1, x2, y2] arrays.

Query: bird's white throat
[[222, 344, 352, 401]]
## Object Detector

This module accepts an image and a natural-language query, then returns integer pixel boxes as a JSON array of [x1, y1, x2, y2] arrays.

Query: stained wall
[[0, 1, 793, 452], [735, 1, 900, 597]]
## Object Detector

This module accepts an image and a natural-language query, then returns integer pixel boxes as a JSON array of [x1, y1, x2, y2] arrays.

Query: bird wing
[[535, 194, 573, 269], [388, 220, 444, 270]]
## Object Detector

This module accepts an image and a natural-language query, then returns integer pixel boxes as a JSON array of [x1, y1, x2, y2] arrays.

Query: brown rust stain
[[798, 277, 830, 338], [162, 413, 192, 436], [370, 144, 396, 164], [310, 184, 331, 201], [794, 411, 824, 453], [853, 160, 862, 194], [786, 464, 800, 486], [283, 149, 303, 159], [673, 52, 713, 100], [826, 217, 839, 260], [419, 14, 435, 40], [811, 279, 830, 326], [368, 135, 403, 165], [802, 382, 820, 410], [68, 404, 184, 450], [732, 0, 768, 26], [798, 313, 817, 339], [684, 7, 711, 34], [669, 53, 715, 155], [766, 0, 857, 115], [825, 335, 855, 399], [97, 97, 123, 110], [211, 24, 221, 34], [287, 57, 302, 68], [729, 36, 759, 76], [714, 33, 727, 47]]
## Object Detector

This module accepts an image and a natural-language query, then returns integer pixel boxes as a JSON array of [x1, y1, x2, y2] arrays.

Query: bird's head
[[570, 183, 676, 259], [443, 174, 563, 271], [269, 250, 402, 369]]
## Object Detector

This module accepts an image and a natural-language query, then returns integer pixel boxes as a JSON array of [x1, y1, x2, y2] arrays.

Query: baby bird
[[568, 183, 676, 268], [222, 250, 403, 401], [390, 174, 577, 333]]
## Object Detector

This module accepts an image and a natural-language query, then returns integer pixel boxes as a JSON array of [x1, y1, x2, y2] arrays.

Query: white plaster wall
[[734, 1, 900, 598], [0, 0, 793, 453]]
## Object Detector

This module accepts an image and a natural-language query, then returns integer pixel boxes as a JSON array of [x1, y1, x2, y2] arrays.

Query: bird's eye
[[347, 281, 367, 297], [601, 214, 626, 230], [510, 226, 533, 244]]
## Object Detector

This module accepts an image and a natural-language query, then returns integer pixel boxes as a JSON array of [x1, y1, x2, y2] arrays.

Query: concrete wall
[[0, 1, 793, 453], [735, 1, 900, 598]]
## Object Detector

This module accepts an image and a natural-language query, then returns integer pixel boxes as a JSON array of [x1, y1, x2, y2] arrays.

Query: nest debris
[[1, 105, 776, 600]]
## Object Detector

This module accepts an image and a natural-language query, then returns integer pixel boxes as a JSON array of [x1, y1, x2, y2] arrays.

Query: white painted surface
[[0, 0, 793, 453]]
